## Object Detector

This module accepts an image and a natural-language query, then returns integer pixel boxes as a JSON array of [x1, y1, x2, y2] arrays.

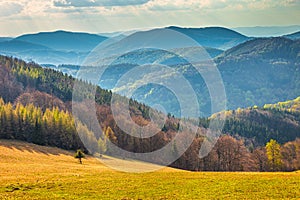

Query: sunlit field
[[0, 140, 299, 199]]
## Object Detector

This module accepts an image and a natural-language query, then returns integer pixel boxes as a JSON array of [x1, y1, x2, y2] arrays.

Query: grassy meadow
[[0, 140, 299, 199]]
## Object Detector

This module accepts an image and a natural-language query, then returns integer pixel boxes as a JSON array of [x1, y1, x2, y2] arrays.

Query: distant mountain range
[[0, 26, 300, 117], [167, 26, 250, 50], [122, 37, 300, 116], [0, 26, 299, 65], [284, 31, 300, 40], [0, 31, 107, 65], [14, 30, 107, 52], [0, 40, 50, 52], [0, 27, 251, 65], [220, 37, 300, 60], [217, 37, 300, 112], [0, 37, 13, 42], [233, 25, 300, 37], [53, 36, 300, 117]]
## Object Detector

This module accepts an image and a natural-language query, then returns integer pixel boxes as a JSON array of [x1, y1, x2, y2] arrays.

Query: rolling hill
[[218, 96, 300, 146], [220, 37, 300, 60], [0, 40, 50, 52], [284, 31, 300, 40], [14, 30, 108, 52], [8, 33, 296, 119], [0, 31, 108, 65], [217, 37, 300, 110], [0, 39, 89, 64], [233, 25, 300, 37], [103, 26, 248, 53], [0, 27, 247, 65], [168, 26, 250, 50], [264, 96, 300, 112], [0, 37, 12, 42], [83, 36, 300, 116]]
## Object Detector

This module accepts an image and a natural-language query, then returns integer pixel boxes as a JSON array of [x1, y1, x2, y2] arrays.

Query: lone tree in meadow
[[75, 149, 85, 164]]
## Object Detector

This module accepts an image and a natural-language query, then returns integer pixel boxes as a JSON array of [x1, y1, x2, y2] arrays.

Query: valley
[[1, 55, 300, 172], [1, 0, 300, 199]]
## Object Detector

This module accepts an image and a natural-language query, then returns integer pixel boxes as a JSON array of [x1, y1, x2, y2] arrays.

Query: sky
[[0, 0, 299, 36]]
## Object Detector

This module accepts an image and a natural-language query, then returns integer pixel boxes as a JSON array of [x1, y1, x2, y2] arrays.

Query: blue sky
[[0, 0, 299, 36]]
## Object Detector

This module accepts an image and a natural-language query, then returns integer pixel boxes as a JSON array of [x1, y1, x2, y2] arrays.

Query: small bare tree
[[75, 149, 85, 164]]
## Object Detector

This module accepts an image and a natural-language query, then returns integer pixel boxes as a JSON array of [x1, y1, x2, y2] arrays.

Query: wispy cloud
[[0, 2, 23, 17], [0, 0, 299, 36], [144, 0, 300, 11], [3, 0, 299, 17], [53, 0, 150, 7]]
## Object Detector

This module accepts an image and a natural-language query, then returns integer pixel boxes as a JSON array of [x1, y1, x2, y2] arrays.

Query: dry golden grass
[[0, 140, 299, 199], [0, 140, 111, 180]]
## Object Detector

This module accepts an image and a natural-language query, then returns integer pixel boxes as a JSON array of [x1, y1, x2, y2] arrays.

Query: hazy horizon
[[1, 25, 300, 38]]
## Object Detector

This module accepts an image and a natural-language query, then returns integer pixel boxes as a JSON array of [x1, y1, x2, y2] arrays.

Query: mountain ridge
[[0, 26, 249, 64], [233, 25, 300, 37], [92, 36, 300, 116], [219, 37, 300, 61], [14, 30, 108, 52], [284, 31, 300, 40], [166, 26, 250, 50]]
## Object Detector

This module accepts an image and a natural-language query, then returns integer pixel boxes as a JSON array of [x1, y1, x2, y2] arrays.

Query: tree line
[[172, 135, 300, 172], [2, 96, 299, 171], [0, 98, 84, 150]]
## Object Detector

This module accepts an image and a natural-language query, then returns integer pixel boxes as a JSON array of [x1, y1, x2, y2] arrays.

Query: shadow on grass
[[0, 139, 74, 156]]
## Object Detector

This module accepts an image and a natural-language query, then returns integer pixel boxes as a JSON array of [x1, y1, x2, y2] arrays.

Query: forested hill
[[0, 55, 112, 150], [0, 55, 115, 105], [219, 37, 300, 60], [263, 96, 300, 112], [14, 30, 107, 52], [217, 37, 300, 110], [210, 96, 300, 147], [0, 55, 185, 160], [0, 55, 150, 151], [0, 55, 300, 171]]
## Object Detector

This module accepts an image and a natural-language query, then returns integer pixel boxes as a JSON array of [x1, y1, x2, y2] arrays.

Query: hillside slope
[[217, 37, 300, 110], [233, 25, 300, 37], [14, 30, 107, 52], [0, 40, 50, 52], [220, 37, 300, 61], [0, 140, 299, 199], [0, 31, 107, 65], [284, 31, 300, 40], [0, 140, 169, 174], [210, 96, 300, 146], [0, 37, 12, 42], [167, 26, 249, 50], [0, 27, 246, 65], [95, 37, 300, 116], [264, 96, 300, 112]]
